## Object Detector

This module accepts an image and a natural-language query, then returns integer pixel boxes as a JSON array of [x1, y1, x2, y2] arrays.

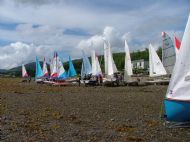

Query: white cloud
[[77, 26, 131, 56], [0, 42, 67, 69], [0, 0, 189, 69]]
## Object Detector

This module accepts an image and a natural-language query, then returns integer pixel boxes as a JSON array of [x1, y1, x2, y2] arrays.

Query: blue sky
[[0, 0, 190, 69]]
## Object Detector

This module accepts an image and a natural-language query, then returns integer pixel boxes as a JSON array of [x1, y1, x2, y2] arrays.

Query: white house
[[131, 59, 149, 69]]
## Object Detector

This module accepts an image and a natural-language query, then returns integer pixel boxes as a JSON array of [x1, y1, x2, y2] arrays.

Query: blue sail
[[35, 56, 44, 79], [67, 56, 77, 77], [82, 50, 92, 75], [58, 71, 68, 79]]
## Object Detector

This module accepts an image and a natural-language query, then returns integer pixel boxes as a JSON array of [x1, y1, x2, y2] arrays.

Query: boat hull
[[164, 99, 190, 122]]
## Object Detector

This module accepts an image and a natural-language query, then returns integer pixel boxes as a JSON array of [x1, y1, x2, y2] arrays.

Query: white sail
[[22, 64, 28, 78], [91, 50, 97, 75], [124, 40, 133, 81], [104, 41, 108, 75], [51, 52, 58, 78], [57, 56, 66, 78], [107, 45, 118, 75], [149, 44, 167, 77], [49, 59, 53, 74], [81, 62, 85, 79], [162, 32, 176, 74], [91, 50, 102, 76], [95, 55, 102, 75], [166, 15, 190, 100], [108, 41, 118, 73], [107, 46, 114, 76], [42, 58, 48, 77]]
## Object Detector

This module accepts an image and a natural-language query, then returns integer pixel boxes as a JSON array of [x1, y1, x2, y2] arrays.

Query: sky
[[0, 0, 189, 69]]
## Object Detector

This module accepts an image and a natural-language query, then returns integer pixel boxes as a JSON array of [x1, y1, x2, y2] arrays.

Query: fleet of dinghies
[[35, 52, 78, 85], [20, 14, 190, 124], [26, 34, 181, 85]]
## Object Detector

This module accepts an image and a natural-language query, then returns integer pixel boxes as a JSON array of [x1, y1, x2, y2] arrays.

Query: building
[[131, 59, 149, 70]]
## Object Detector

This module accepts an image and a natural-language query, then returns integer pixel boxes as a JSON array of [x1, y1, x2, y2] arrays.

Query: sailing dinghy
[[103, 40, 118, 85], [57, 56, 67, 80], [164, 15, 190, 123], [50, 52, 58, 79], [66, 56, 78, 83], [146, 44, 168, 85], [42, 57, 49, 78], [86, 50, 103, 86], [35, 56, 44, 83], [81, 50, 92, 83], [21, 64, 29, 82], [123, 40, 138, 85], [22, 64, 29, 78], [91, 50, 102, 76]]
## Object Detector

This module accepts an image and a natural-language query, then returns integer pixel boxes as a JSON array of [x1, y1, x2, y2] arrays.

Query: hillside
[[3, 47, 162, 77]]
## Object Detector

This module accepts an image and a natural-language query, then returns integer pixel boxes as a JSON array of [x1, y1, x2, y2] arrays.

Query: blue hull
[[164, 99, 190, 122]]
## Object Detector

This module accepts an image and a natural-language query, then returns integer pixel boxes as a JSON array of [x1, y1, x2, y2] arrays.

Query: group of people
[[78, 74, 103, 86], [78, 72, 125, 87]]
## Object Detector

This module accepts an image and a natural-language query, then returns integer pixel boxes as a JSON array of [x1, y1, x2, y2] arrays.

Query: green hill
[[3, 47, 162, 77]]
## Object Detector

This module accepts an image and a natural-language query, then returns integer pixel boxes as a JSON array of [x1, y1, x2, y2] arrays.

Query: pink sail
[[42, 57, 49, 77], [22, 64, 29, 78], [50, 52, 58, 78]]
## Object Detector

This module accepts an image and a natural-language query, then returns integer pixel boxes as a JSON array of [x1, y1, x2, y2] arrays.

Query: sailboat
[[124, 40, 133, 83], [164, 15, 190, 123], [149, 44, 167, 77], [66, 56, 78, 83], [67, 56, 77, 77], [35, 56, 44, 82], [103, 40, 118, 83], [91, 50, 102, 76], [81, 50, 92, 79], [22, 64, 29, 78], [57, 56, 67, 79], [42, 57, 49, 78], [162, 32, 176, 74], [50, 52, 58, 79]]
